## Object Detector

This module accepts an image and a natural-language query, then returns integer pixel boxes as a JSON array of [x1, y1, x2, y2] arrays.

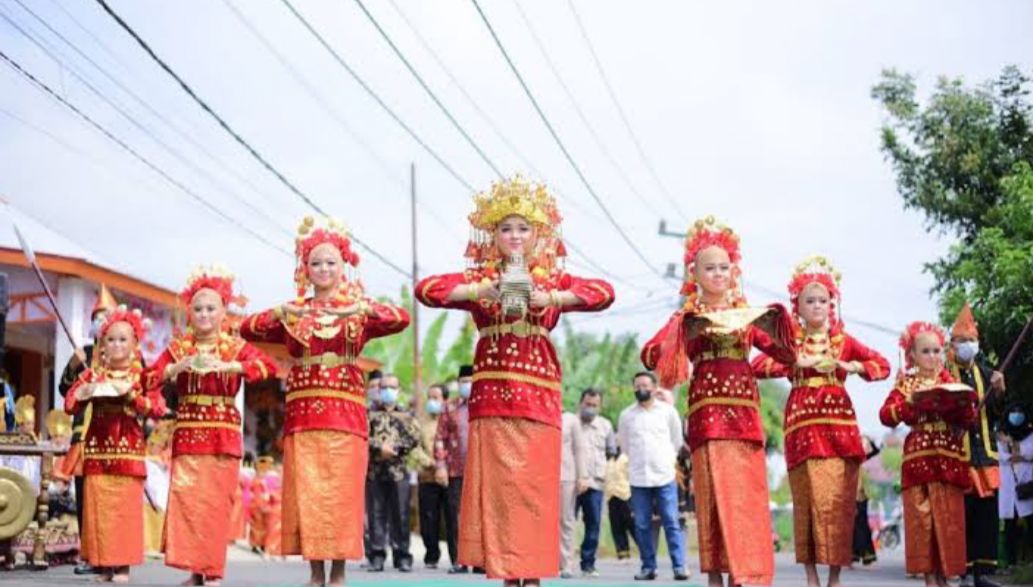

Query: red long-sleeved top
[[64, 366, 166, 477], [416, 271, 614, 429], [879, 370, 977, 489], [753, 329, 890, 469], [642, 305, 796, 449], [147, 333, 278, 457], [240, 297, 409, 438]]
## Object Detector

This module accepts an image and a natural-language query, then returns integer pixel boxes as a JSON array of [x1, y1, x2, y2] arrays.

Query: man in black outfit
[[948, 303, 1005, 587]]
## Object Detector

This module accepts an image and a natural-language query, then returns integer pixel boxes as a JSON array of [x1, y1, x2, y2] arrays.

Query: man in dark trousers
[[366, 373, 420, 572], [947, 303, 1005, 587], [435, 365, 483, 574], [56, 285, 116, 575]]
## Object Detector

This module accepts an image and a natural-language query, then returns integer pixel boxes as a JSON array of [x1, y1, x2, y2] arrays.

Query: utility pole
[[410, 163, 422, 409], [658, 219, 686, 281]]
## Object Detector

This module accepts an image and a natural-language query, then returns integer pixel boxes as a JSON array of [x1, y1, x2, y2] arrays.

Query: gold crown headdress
[[465, 175, 565, 273]]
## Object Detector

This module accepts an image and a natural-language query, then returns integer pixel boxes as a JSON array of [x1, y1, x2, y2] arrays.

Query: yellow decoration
[[468, 175, 559, 232], [14, 395, 35, 426], [45, 409, 72, 439]]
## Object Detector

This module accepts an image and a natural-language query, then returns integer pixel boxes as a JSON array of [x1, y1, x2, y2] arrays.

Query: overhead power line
[[92, 0, 411, 278], [469, 0, 663, 280], [566, 0, 687, 222], [15, 0, 289, 211], [0, 7, 289, 239], [352, 0, 503, 179], [220, 0, 462, 245], [510, 0, 665, 220], [278, 0, 474, 193], [0, 49, 289, 256]]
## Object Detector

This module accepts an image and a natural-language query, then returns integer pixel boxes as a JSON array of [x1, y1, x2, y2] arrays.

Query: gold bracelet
[[550, 290, 562, 307], [468, 283, 479, 303]]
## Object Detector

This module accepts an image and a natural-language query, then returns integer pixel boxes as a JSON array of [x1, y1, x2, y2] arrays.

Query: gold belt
[[696, 348, 747, 362], [478, 321, 549, 339], [93, 404, 133, 416], [793, 375, 839, 388], [180, 394, 236, 407], [299, 353, 353, 368], [915, 421, 949, 432]]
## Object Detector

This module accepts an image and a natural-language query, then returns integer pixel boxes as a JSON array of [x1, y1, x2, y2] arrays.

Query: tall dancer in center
[[241, 217, 410, 587], [416, 176, 615, 586], [642, 216, 796, 587]]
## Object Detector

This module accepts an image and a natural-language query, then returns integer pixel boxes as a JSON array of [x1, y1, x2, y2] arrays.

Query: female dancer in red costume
[[416, 176, 614, 586], [642, 216, 795, 587], [241, 217, 410, 586]]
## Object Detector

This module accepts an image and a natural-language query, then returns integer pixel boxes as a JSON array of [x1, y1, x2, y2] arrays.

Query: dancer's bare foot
[[503, 580, 520, 587], [805, 563, 821, 587], [203, 579, 222, 587], [326, 560, 345, 586], [827, 565, 844, 587], [524, 580, 541, 587]]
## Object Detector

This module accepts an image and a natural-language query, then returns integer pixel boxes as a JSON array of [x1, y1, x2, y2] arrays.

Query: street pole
[[410, 163, 422, 410]]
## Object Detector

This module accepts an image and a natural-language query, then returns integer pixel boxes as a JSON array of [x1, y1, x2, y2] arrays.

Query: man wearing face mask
[[416, 384, 449, 569], [366, 374, 421, 572], [573, 388, 614, 577], [362, 368, 383, 567], [947, 303, 1006, 587], [618, 372, 689, 581], [434, 365, 474, 574], [57, 284, 117, 576]]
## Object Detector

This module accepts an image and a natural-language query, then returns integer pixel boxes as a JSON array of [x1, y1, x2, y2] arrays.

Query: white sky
[[1, 0, 1031, 434]]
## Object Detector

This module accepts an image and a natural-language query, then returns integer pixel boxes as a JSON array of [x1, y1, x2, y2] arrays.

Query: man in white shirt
[[559, 410, 587, 578], [575, 388, 615, 577], [618, 371, 688, 582]]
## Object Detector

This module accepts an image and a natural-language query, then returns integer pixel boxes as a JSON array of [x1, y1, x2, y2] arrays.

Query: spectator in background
[[852, 435, 881, 567], [619, 372, 689, 581], [416, 384, 449, 570], [559, 410, 587, 578], [998, 402, 1033, 569], [604, 446, 636, 563], [575, 389, 613, 577], [367, 374, 420, 572], [434, 365, 476, 574]]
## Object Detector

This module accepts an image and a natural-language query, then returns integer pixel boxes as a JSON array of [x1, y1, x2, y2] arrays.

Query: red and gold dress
[[64, 365, 166, 568], [417, 270, 614, 579], [149, 331, 277, 579], [880, 370, 976, 577], [643, 303, 794, 586], [241, 296, 409, 561], [753, 327, 889, 566]]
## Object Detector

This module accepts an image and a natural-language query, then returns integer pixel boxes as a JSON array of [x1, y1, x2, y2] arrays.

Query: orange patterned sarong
[[163, 455, 239, 578], [902, 482, 966, 577], [788, 457, 858, 566], [81, 474, 144, 567], [282, 430, 367, 560], [692, 439, 774, 585], [459, 417, 561, 580]]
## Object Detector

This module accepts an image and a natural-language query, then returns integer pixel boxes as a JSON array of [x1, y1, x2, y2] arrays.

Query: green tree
[[362, 287, 475, 401], [872, 66, 1033, 383]]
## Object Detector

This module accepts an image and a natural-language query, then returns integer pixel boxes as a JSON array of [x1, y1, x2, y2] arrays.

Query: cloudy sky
[[2, 0, 1031, 433]]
